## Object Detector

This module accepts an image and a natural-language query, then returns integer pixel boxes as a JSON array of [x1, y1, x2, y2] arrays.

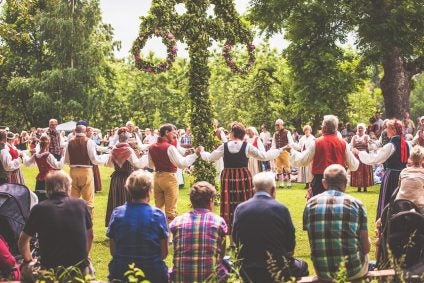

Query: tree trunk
[[380, 47, 412, 119]]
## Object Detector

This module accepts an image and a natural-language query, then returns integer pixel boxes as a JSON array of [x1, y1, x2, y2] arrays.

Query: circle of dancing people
[[1, 112, 424, 282]]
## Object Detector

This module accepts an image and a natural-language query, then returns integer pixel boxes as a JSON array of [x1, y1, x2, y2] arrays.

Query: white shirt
[[271, 130, 295, 149], [292, 135, 315, 151], [64, 133, 107, 167], [106, 143, 147, 169], [148, 145, 198, 170], [0, 143, 21, 171], [24, 152, 64, 169], [291, 140, 359, 171], [144, 134, 159, 145], [245, 136, 265, 152], [358, 137, 412, 165], [201, 140, 282, 162], [259, 131, 272, 145]]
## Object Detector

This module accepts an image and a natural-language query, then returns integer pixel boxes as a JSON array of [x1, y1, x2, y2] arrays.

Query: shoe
[[287, 180, 292, 188], [357, 187, 361, 192], [364, 187, 367, 192], [279, 181, 285, 188]]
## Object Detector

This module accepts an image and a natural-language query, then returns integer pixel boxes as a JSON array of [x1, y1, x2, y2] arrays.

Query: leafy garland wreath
[[132, 29, 177, 74], [223, 40, 256, 75]]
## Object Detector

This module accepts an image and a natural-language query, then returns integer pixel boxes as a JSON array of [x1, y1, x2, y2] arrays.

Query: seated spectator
[[0, 235, 20, 281], [170, 181, 227, 282], [396, 145, 424, 210], [303, 164, 370, 281], [18, 170, 93, 273], [107, 170, 169, 282], [232, 172, 308, 282]]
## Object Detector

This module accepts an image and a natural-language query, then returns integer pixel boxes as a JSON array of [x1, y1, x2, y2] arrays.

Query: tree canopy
[[248, 0, 424, 118]]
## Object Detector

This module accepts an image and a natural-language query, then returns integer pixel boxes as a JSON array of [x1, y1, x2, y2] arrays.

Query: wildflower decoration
[[132, 30, 177, 74], [223, 41, 256, 75]]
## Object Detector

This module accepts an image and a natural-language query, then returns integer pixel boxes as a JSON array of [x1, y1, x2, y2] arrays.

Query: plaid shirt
[[47, 128, 61, 155], [303, 189, 368, 280], [180, 134, 192, 146], [170, 209, 227, 283]]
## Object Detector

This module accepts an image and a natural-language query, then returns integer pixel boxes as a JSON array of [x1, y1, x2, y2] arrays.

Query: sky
[[99, 0, 287, 59]]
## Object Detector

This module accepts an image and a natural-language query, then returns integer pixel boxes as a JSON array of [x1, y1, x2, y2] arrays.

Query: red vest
[[312, 134, 347, 174], [8, 145, 19, 160], [35, 154, 55, 181], [149, 138, 177, 173]]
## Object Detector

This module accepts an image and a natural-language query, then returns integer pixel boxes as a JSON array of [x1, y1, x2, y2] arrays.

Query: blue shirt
[[107, 202, 169, 281]]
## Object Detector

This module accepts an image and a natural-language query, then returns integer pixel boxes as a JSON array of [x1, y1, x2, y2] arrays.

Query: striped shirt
[[303, 189, 368, 280], [170, 208, 227, 282]]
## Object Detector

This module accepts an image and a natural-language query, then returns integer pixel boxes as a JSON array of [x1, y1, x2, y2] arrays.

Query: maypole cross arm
[[131, 0, 256, 75]]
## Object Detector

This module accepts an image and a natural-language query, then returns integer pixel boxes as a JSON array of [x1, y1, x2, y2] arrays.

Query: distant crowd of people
[[0, 111, 423, 282]]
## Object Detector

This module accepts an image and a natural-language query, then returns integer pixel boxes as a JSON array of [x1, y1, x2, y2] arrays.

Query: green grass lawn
[[21, 166, 379, 281]]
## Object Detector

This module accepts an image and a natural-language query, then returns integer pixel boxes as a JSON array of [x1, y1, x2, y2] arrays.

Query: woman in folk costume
[[105, 127, 147, 226], [23, 134, 64, 201], [293, 125, 315, 188], [6, 132, 25, 185], [245, 127, 265, 176], [357, 119, 410, 219], [86, 127, 102, 193], [200, 122, 285, 236], [350, 123, 374, 192]]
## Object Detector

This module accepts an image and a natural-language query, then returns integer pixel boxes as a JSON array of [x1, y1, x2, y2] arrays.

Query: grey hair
[[322, 115, 339, 134], [253, 172, 276, 193], [45, 170, 72, 197], [275, 119, 284, 126], [323, 164, 347, 191], [410, 146, 424, 166]]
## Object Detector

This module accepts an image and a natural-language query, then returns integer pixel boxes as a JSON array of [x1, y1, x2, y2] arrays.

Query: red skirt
[[350, 161, 373, 187], [220, 167, 253, 234]]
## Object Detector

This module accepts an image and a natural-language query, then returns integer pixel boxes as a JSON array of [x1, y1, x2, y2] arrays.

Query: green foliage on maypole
[[132, 0, 255, 184]]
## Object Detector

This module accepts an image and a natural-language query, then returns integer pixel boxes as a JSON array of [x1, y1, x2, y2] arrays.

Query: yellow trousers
[[70, 167, 94, 209], [275, 150, 291, 175], [153, 172, 179, 222]]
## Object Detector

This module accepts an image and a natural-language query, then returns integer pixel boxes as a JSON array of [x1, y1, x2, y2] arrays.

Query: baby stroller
[[0, 183, 32, 257], [377, 187, 424, 275]]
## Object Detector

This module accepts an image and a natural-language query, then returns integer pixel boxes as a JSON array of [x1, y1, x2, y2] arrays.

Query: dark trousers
[[311, 174, 325, 196]]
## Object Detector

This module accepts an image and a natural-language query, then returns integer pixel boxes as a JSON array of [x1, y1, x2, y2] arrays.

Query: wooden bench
[[297, 269, 396, 282]]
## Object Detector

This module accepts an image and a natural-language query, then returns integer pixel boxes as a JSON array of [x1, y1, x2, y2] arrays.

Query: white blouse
[[201, 140, 281, 162]]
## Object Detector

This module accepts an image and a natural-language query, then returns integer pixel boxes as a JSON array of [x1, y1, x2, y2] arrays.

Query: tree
[[0, 0, 115, 128], [248, 0, 424, 119]]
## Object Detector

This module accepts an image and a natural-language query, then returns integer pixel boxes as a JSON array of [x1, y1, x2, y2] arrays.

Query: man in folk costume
[[46, 119, 64, 161], [148, 123, 199, 223], [271, 119, 295, 188], [64, 123, 106, 216], [126, 121, 143, 149], [0, 131, 21, 185], [291, 115, 359, 197]]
